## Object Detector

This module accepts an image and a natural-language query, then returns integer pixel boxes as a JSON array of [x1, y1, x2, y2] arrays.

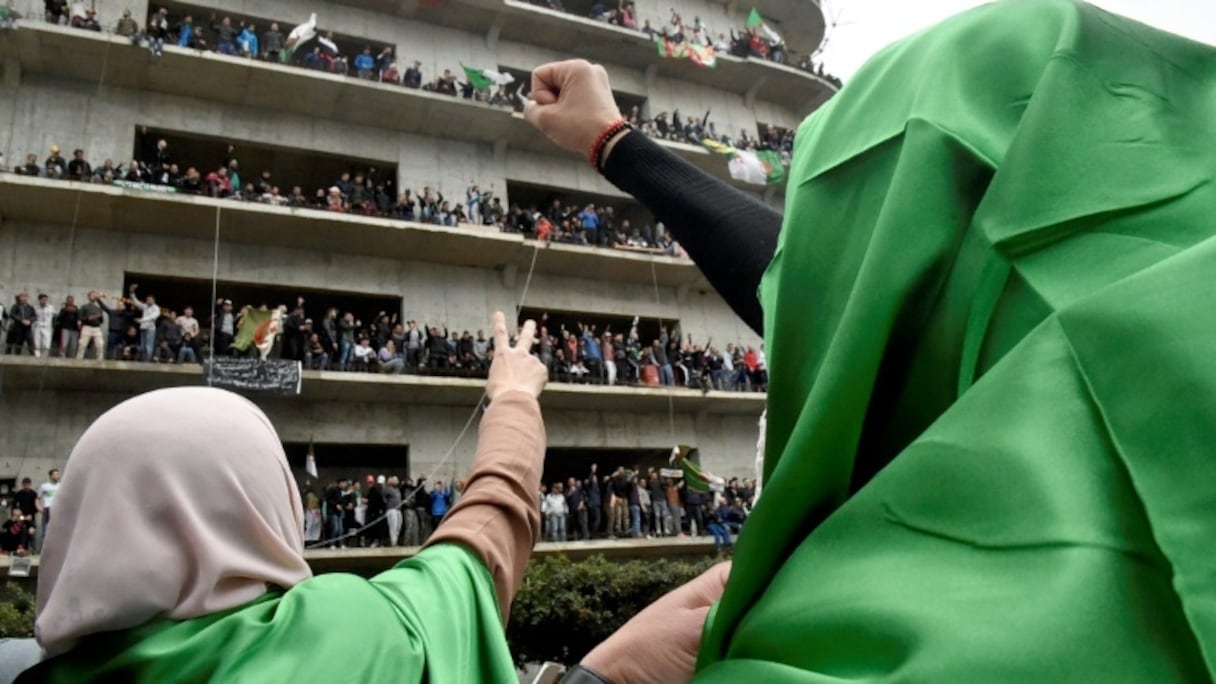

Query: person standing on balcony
[[354, 47, 376, 79], [52, 294, 79, 360], [127, 285, 159, 362], [383, 475, 403, 547], [542, 482, 568, 542], [583, 463, 601, 538], [429, 480, 450, 532], [32, 294, 54, 358], [210, 15, 239, 56], [261, 22, 284, 62], [4, 292, 35, 356], [75, 293, 105, 361], [35, 468, 60, 548], [145, 7, 170, 57]]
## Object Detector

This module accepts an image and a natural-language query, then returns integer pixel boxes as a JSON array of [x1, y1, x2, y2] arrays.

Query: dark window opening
[[754, 121, 796, 154], [150, 2, 395, 67], [542, 447, 679, 486], [121, 273, 402, 336], [282, 442, 411, 488], [518, 307, 672, 348], [504, 180, 665, 249], [134, 126, 396, 205]]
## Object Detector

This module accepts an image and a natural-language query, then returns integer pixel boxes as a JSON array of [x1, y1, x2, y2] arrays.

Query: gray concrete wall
[[0, 220, 761, 347], [0, 218, 763, 483], [1, 0, 778, 492], [1, 74, 684, 210], [162, 0, 805, 129], [0, 388, 762, 488]]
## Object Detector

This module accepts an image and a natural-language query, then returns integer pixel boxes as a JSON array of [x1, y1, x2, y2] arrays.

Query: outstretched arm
[[601, 133, 778, 333], [524, 60, 779, 334], [422, 312, 548, 622]]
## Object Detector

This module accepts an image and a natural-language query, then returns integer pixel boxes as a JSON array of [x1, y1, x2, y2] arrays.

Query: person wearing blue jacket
[[237, 24, 259, 57]]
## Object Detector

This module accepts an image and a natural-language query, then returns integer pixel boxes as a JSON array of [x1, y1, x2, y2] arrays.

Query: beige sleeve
[[423, 390, 544, 623]]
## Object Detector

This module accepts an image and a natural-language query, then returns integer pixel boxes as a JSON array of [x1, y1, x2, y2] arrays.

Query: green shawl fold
[[697, 0, 1216, 680], [21, 545, 517, 683]]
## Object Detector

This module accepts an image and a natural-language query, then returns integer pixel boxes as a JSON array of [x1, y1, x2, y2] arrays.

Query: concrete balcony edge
[[0, 356, 769, 414], [0, 536, 723, 578], [0, 22, 818, 196], [0, 174, 714, 290]]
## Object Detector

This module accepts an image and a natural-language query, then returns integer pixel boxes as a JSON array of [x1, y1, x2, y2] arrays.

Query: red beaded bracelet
[[589, 118, 631, 171]]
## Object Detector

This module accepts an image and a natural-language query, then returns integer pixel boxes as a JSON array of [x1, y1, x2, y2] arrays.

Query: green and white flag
[[462, 66, 514, 90], [746, 7, 783, 44], [702, 140, 787, 186], [305, 443, 319, 478], [281, 13, 317, 63], [671, 445, 725, 493]]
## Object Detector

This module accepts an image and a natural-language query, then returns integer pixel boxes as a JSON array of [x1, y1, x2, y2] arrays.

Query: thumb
[[681, 561, 731, 607], [531, 87, 559, 106], [523, 100, 552, 133]]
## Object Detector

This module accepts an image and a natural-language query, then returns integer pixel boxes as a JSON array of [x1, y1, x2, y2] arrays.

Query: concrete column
[[743, 76, 767, 109], [92, 0, 150, 31], [485, 15, 503, 51], [2, 58, 18, 90]]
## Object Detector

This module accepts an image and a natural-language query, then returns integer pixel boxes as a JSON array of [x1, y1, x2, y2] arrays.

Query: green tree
[[507, 555, 716, 666], [0, 582, 36, 638]]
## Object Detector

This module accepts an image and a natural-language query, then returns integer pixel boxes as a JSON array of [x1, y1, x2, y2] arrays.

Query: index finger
[[517, 319, 537, 351], [492, 311, 508, 354]]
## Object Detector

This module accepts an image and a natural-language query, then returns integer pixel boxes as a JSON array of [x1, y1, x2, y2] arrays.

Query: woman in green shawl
[[530, 0, 1216, 681], [20, 312, 550, 683]]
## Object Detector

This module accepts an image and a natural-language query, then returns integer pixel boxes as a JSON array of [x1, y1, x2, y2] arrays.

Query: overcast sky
[[817, 0, 1216, 79]]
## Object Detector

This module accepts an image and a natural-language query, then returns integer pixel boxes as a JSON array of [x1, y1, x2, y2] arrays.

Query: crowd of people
[[0, 469, 61, 555], [42, 2, 836, 121], [23, 4, 813, 199], [303, 474, 462, 549], [542, 0, 843, 86], [301, 463, 754, 554], [540, 464, 755, 553], [3, 139, 691, 254], [0, 289, 770, 392], [626, 106, 796, 162], [44, 3, 533, 109]]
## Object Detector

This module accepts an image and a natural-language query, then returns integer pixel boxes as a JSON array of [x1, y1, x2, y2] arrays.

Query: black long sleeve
[[601, 132, 781, 335]]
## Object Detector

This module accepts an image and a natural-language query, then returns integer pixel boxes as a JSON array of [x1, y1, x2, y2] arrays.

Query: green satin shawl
[[697, 1, 1216, 680]]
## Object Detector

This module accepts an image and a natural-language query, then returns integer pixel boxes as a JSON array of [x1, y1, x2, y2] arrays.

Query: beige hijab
[[36, 387, 313, 657]]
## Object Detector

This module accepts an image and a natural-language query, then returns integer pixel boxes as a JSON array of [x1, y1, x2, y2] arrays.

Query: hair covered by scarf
[[35, 387, 313, 657]]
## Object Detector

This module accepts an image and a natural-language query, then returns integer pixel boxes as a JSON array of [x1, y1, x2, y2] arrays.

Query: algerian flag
[[317, 34, 339, 55], [232, 308, 276, 351], [281, 13, 317, 63], [688, 43, 718, 69], [731, 149, 787, 185], [671, 445, 725, 493], [746, 7, 783, 44], [306, 444, 319, 478], [654, 35, 690, 60], [703, 140, 787, 185], [462, 65, 514, 91]]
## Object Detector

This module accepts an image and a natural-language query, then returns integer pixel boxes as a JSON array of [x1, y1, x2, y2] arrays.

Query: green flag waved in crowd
[[702, 140, 785, 186]]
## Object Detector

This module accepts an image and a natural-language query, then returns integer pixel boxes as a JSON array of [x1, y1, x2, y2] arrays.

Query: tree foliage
[[507, 554, 716, 666], [0, 583, 35, 638]]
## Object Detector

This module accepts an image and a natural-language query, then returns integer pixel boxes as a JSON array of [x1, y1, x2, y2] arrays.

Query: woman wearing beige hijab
[[19, 312, 549, 683]]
